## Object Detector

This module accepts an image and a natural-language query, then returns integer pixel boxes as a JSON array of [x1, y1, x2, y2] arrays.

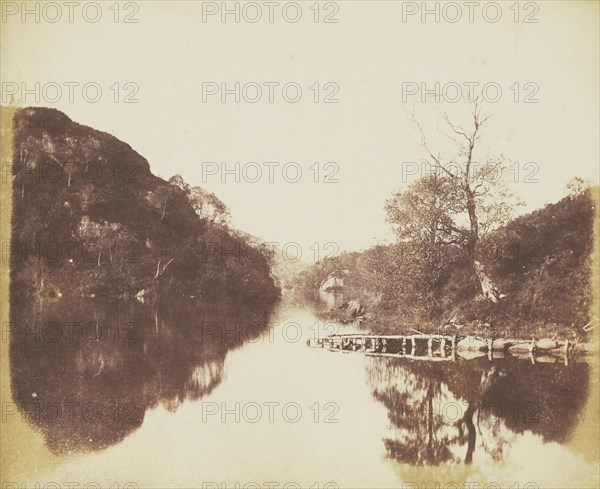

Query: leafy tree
[[146, 184, 175, 221], [77, 217, 127, 267], [188, 186, 230, 225], [169, 175, 230, 225], [566, 176, 588, 198]]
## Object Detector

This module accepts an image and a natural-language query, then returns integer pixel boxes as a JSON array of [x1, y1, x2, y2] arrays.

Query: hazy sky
[[1, 1, 598, 257]]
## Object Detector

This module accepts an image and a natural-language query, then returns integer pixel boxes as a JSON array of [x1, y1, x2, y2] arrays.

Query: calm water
[[6, 296, 600, 488]]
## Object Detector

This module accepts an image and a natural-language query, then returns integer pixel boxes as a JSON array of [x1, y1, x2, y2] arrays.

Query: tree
[[385, 173, 463, 314], [405, 96, 522, 302], [20, 256, 49, 309], [386, 172, 462, 261], [566, 176, 588, 198], [168, 175, 231, 225], [188, 186, 230, 225], [16, 135, 42, 199], [77, 217, 124, 267], [146, 185, 175, 221]]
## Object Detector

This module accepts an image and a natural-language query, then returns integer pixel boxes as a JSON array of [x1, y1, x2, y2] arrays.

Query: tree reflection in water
[[9, 296, 276, 454], [366, 355, 589, 466]]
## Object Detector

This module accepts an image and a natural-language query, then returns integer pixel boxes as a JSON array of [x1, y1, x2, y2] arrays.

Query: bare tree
[[406, 96, 522, 301]]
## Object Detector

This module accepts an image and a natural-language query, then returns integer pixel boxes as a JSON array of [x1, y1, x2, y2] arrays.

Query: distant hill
[[8, 107, 280, 305], [231, 228, 310, 289]]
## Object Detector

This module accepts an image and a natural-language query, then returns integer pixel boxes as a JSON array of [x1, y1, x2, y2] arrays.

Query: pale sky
[[1, 0, 598, 257]]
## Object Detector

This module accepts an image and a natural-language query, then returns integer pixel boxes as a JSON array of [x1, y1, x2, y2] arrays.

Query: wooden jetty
[[307, 333, 584, 364]]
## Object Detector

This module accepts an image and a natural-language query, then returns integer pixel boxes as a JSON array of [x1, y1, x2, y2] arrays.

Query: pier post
[[451, 335, 457, 361]]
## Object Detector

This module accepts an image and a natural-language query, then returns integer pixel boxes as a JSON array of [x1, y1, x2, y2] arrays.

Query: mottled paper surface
[[1, 2, 599, 488]]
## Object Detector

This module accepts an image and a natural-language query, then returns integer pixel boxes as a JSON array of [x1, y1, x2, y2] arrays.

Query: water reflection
[[7, 298, 596, 487], [9, 297, 276, 454], [366, 355, 590, 466]]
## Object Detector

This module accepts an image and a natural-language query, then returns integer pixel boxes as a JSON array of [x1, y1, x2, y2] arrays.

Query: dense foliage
[[9, 107, 280, 305], [293, 189, 595, 339]]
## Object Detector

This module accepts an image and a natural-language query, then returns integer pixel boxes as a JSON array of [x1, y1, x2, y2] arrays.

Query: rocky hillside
[[293, 190, 596, 339], [9, 107, 280, 305]]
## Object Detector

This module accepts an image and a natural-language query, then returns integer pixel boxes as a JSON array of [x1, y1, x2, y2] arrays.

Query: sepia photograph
[[0, 1, 599, 488]]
